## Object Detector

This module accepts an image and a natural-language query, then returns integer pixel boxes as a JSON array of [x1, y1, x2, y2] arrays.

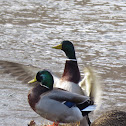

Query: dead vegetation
[[28, 120, 80, 126]]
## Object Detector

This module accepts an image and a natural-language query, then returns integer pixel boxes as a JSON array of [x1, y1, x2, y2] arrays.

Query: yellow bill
[[28, 77, 37, 84], [52, 44, 62, 49]]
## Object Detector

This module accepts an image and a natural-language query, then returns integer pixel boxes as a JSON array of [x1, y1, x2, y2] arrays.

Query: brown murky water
[[0, 0, 126, 126]]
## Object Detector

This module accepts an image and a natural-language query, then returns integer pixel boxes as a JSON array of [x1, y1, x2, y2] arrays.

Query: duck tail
[[79, 67, 102, 106]]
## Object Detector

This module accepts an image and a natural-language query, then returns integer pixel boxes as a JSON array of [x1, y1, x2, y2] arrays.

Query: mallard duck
[[52, 41, 101, 126], [52, 41, 84, 95], [28, 70, 95, 126], [53, 41, 101, 102], [52, 41, 100, 126]]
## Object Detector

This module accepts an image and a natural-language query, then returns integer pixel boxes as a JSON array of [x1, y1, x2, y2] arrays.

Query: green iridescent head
[[28, 70, 54, 89], [52, 41, 76, 59]]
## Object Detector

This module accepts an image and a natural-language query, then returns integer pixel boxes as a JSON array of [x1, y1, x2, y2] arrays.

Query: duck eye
[[40, 75, 44, 80], [40, 75, 46, 82], [36, 73, 43, 82]]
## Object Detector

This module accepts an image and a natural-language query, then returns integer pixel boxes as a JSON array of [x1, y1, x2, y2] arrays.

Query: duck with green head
[[52, 41, 102, 126], [28, 70, 94, 126], [52, 41, 84, 95]]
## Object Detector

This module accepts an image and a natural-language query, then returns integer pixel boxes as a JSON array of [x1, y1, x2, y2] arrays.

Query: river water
[[0, 0, 126, 126]]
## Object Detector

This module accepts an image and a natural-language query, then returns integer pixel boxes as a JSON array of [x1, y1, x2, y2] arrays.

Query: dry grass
[[28, 120, 80, 126]]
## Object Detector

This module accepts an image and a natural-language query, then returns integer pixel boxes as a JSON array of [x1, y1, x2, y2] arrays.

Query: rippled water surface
[[0, 0, 126, 126]]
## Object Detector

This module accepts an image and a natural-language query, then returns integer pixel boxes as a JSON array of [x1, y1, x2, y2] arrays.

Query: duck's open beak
[[28, 77, 37, 84], [52, 44, 62, 49]]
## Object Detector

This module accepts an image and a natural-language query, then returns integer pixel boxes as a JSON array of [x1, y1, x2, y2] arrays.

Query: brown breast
[[62, 60, 81, 83], [28, 84, 49, 111]]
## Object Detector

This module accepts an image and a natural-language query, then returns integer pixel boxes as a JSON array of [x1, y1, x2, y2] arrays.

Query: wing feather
[[0, 60, 60, 85]]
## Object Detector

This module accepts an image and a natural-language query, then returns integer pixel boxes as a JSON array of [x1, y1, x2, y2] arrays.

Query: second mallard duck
[[52, 41, 84, 95], [53, 41, 101, 104], [52, 41, 101, 126]]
